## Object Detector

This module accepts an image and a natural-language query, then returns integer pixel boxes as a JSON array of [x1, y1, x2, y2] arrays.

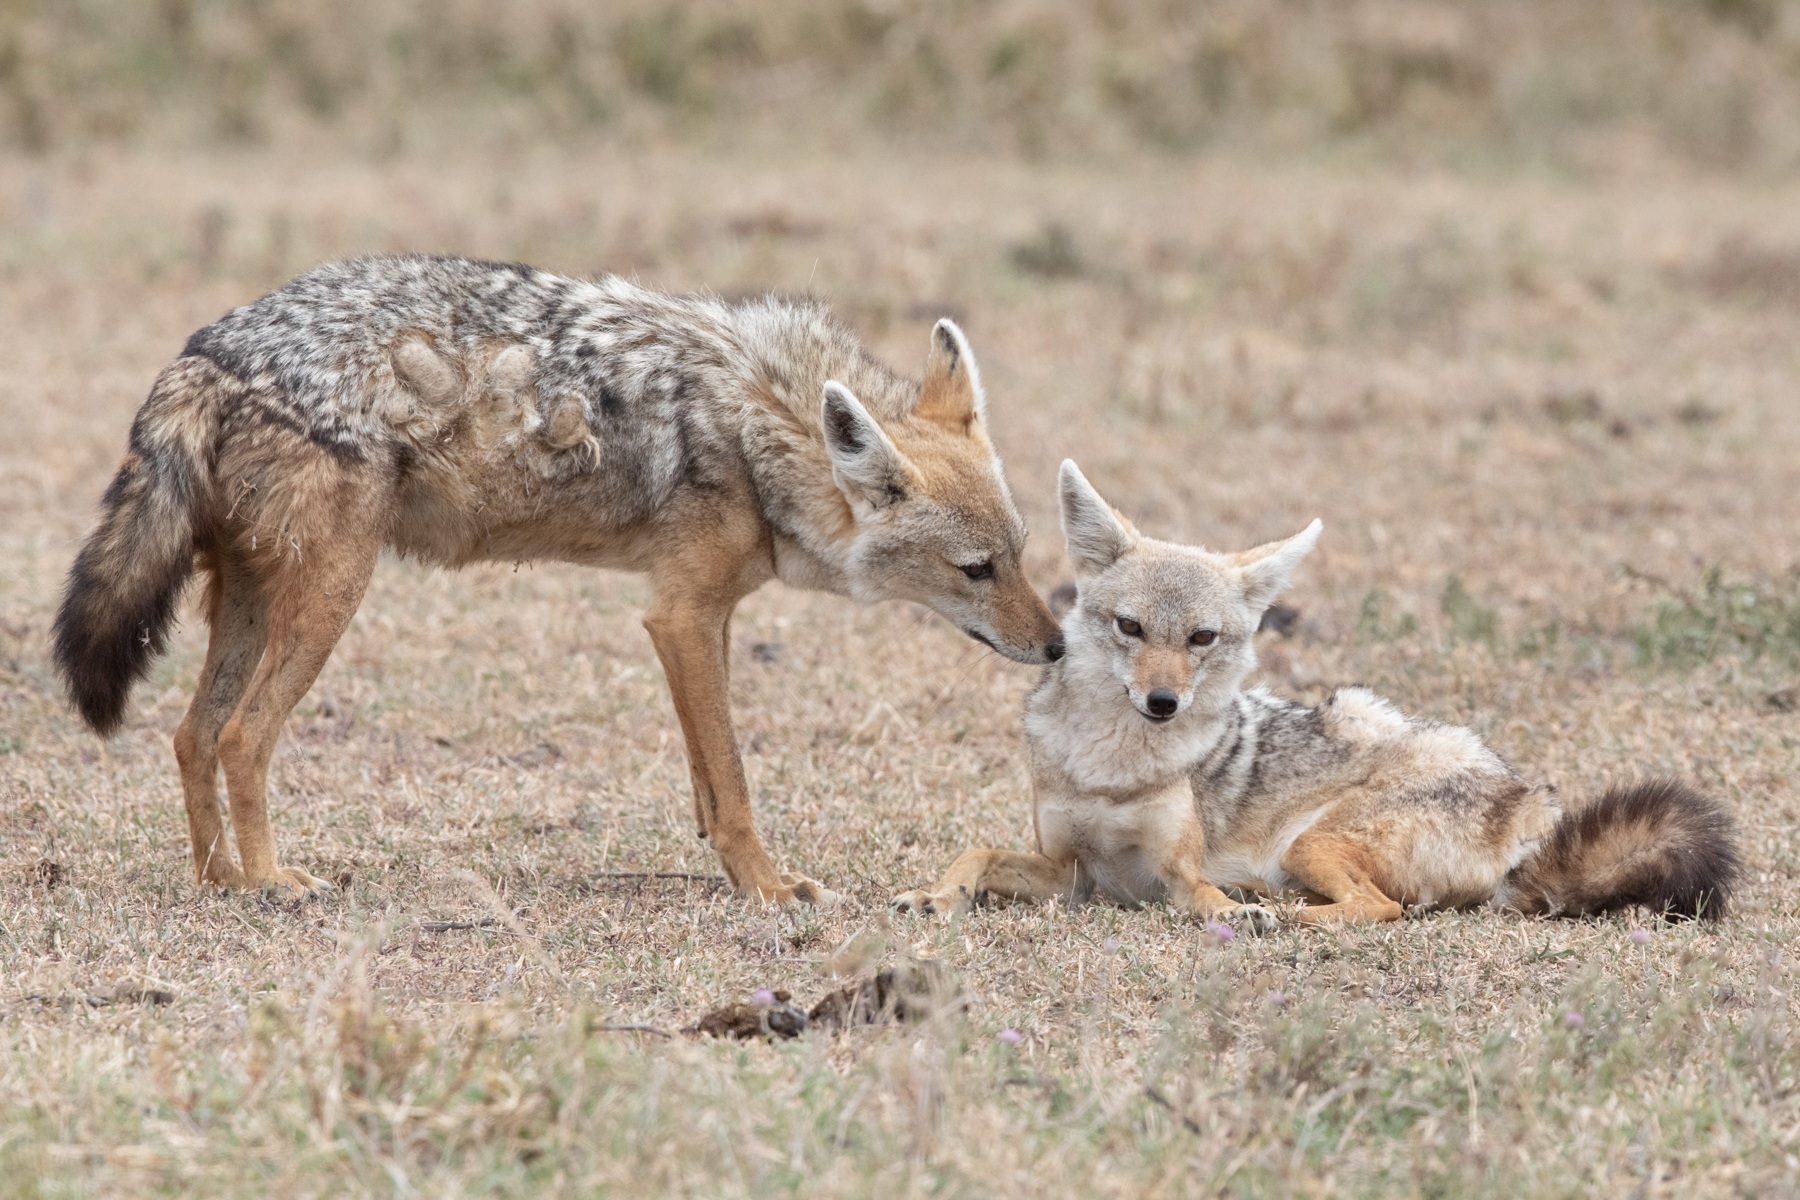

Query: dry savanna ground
[[2, 142, 1799, 1197]]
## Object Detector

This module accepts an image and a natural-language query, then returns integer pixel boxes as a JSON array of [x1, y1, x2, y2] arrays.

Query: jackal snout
[[821, 319, 1063, 665], [970, 565, 1064, 663], [1132, 645, 1191, 720]]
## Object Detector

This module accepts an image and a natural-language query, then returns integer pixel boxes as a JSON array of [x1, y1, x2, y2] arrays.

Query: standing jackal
[[894, 461, 1740, 925], [53, 255, 1062, 903]]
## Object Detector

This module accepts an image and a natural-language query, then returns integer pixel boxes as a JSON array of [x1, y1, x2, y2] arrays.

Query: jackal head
[[820, 321, 1063, 664], [1055, 460, 1320, 722]]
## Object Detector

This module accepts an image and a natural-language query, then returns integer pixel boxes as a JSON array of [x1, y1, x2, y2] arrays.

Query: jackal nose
[[1045, 640, 1065, 662], [1145, 689, 1179, 719]]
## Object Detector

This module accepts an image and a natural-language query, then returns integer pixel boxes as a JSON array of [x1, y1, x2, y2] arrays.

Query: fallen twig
[[594, 1022, 673, 1038], [689, 994, 809, 1040], [689, 964, 960, 1041], [419, 918, 504, 933]]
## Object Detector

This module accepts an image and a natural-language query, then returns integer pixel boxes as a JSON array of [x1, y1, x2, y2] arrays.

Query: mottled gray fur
[[55, 254, 1062, 902], [183, 255, 918, 560]]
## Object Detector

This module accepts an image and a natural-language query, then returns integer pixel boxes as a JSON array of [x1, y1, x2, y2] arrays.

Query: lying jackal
[[894, 461, 1739, 926], [53, 255, 1062, 903]]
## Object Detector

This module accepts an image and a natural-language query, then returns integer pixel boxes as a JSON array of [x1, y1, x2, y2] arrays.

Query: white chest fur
[[1036, 780, 1194, 906]]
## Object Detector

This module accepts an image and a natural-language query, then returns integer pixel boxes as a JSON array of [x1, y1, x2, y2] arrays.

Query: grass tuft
[[1441, 575, 1499, 647], [1633, 568, 1800, 668]]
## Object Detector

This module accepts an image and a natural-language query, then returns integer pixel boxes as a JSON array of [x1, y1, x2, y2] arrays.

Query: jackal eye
[[960, 560, 995, 581], [1190, 629, 1219, 648], [1116, 616, 1143, 637]]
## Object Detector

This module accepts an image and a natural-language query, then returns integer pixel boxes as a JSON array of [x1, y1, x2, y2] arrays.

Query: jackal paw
[[761, 872, 841, 908], [891, 888, 969, 917], [1207, 903, 1276, 936], [253, 865, 337, 899], [890, 889, 940, 916], [198, 863, 249, 890]]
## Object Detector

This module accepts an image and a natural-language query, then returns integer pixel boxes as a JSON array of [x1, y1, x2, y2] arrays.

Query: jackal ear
[[913, 319, 985, 434], [1058, 460, 1137, 576], [1235, 520, 1322, 613], [823, 381, 915, 512]]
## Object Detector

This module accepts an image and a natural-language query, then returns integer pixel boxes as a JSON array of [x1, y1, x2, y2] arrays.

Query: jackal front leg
[[1158, 821, 1277, 934], [891, 848, 1077, 917], [645, 571, 836, 907]]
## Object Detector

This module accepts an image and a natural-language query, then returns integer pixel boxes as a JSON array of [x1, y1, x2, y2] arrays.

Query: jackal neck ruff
[[1025, 648, 1249, 797]]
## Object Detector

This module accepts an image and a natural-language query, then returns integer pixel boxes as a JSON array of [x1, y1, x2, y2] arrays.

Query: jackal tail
[[1507, 779, 1740, 921], [52, 358, 225, 735]]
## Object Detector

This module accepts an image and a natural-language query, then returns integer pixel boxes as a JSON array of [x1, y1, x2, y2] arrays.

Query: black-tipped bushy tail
[[52, 393, 210, 736], [1509, 779, 1741, 921]]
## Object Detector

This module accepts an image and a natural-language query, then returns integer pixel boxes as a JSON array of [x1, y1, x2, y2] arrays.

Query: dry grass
[[9, 1, 1800, 172], [2, 133, 1800, 1196]]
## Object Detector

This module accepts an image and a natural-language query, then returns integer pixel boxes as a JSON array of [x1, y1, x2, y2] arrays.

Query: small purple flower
[[1205, 920, 1236, 943], [999, 1028, 1023, 1045], [1630, 929, 1651, 945], [1267, 989, 1288, 1006], [1563, 1010, 1585, 1028], [1102, 937, 1121, 952], [752, 988, 775, 1005]]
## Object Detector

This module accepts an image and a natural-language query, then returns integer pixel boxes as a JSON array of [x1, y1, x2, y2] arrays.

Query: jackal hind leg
[[1281, 831, 1404, 924], [173, 555, 270, 888], [215, 523, 380, 898], [891, 848, 1077, 917]]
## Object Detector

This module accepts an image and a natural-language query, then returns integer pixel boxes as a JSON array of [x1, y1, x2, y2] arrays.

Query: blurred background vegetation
[[4, 0, 1800, 172]]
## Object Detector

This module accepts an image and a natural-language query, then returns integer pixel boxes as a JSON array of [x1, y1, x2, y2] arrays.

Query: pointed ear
[[822, 381, 914, 511], [1235, 520, 1322, 612], [1058, 459, 1137, 577], [913, 319, 985, 433]]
